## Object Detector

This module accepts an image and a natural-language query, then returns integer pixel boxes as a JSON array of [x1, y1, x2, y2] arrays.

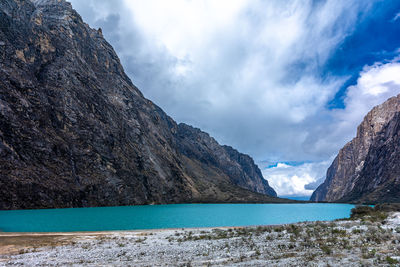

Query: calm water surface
[[279, 196, 311, 201], [0, 203, 354, 232]]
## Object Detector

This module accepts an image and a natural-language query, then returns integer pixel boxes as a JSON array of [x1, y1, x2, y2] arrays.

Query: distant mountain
[[311, 95, 400, 203], [0, 0, 283, 209], [279, 195, 310, 201], [304, 177, 325, 191]]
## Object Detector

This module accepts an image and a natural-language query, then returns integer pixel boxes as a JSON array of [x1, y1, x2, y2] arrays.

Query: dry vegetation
[[1, 205, 400, 266]]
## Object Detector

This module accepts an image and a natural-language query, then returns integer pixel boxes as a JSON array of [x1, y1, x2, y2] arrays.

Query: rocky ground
[[1, 212, 399, 266]]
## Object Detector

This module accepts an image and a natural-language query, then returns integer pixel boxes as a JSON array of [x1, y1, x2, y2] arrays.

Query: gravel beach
[[1, 213, 400, 266]]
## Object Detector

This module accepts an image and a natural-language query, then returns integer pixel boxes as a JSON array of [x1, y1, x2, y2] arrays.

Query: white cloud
[[357, 62, 400, 96], [303, 60, 400, 158], [121, 0, 248, 60], [261, 160, 332, 196]]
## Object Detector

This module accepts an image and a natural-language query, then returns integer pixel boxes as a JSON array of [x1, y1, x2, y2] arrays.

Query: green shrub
[[331, 228, 346, 236], [362, 248, 376, 259], [386, 256, 399, 264], [287, 225, 301, 236], [350, 206, 374, 219], [320, 245, 332, 255]]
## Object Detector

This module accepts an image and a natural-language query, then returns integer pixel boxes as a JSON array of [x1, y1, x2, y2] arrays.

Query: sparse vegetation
[[135, 237, 147, 243], [2, 210, 400, 266], [386, 256, 399, 264], [350, 205, 388, 222], [320, 244, 332, 255]]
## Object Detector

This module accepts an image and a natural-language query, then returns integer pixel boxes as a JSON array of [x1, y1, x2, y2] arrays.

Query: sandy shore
[[1, 213, 400, 266]]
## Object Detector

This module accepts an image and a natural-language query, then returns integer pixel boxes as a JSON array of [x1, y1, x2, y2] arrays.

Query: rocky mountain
[[311, 94, 400, 203], [0, 0, 282, 209]]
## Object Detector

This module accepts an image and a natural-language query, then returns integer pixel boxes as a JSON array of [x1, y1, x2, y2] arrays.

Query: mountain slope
[[0, 0, 280, 209], [311, 94, 400, 203]]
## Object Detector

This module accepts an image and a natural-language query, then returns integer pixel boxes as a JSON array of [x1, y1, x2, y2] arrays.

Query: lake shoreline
[[1, 212, 399, 266], [0, 203, 354, 232]]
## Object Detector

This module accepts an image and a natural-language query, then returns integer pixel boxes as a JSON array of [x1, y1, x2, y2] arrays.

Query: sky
[[69, 0, 400, 197]]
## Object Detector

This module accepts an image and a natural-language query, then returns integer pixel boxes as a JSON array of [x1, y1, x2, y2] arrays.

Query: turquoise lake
[[0, 203, 354, 232]]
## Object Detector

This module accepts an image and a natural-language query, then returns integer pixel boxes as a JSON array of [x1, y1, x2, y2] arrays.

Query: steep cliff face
[[311, 95, 400, 203], [0, 0, 278, 209], [176, 123, 277, 197]]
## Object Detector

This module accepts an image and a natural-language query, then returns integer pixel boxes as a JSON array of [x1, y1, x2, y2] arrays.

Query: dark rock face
[[0, 0, 278, 209], [311, 95, 400, 203], [176, 123, 277, 197]]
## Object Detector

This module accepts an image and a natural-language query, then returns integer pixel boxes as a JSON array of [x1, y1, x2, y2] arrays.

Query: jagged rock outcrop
[[311, 95, 400, 203], [0, 0, 279, 209]]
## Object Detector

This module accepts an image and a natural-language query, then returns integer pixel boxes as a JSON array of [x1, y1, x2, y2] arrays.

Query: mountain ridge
[[0, 0, 283, 209]]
